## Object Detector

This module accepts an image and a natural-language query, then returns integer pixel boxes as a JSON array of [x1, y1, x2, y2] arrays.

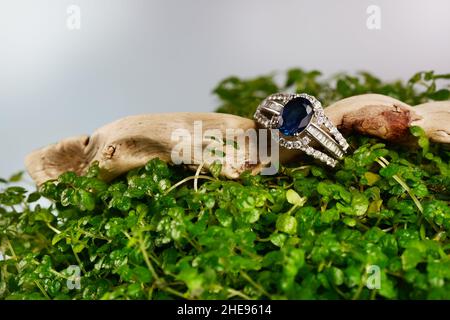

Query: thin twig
[[376, 156, 423, 213], [194, 161, 206, 192], [164, 175, 215, 196]]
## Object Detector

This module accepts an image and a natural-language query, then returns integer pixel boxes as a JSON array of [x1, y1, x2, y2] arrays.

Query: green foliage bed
[[1, 69, 449, 300]]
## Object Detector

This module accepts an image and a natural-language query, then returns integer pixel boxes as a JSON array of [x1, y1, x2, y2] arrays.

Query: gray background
[[1, 0, 450, 179]]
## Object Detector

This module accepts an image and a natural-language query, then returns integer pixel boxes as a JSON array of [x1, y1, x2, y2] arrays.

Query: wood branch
[[326, 94, 450, 143], [25, 94, 450, 185]]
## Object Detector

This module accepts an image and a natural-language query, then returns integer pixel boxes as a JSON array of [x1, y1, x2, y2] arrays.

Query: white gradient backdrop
[[1, 0, 450, 178]]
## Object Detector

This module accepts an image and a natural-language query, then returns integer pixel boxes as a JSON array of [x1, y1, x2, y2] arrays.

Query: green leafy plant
[[1, 69, 449, 300]]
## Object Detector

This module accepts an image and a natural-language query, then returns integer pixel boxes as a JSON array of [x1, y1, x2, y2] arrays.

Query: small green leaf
[[27, 192, 41, 203], [429, 89, 450, 100], [351, 192, 369, 216], [379, 163, 400, 178], [367, 199, 383, 216], [110, 195, 131, 211], [343, 217, 357, 227], [34, 208, 54, 223], [215, 208, 233, 227], [337, 79, 351, 96], [321, 208, 340, 223], [8, 171, 24, 182], [281, 248, 305, 290], [72, 243, 85, 253], [133, 266, 152, 283], [209, 161, 222, 179], [176, 266, 203, 296], [286, 189, 306, 207], [52, 232, 66, 245], [409, 125, 425, 137], [78, 190, 96, 211], [409, 126, 429, 155], [329, 267, 344, 286], [402, 247, 423, 270], [270, 233, 287, 247], [364, 172, 380, 186], [127, 283, 142, 298], [61, 188, 76, 206], [378, 272, 397, 299], [408, 72, 422, 84], [276, 214, 297, 235]]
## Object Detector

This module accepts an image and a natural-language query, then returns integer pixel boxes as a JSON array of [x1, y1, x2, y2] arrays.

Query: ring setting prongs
[[253, 93, 350, 167]]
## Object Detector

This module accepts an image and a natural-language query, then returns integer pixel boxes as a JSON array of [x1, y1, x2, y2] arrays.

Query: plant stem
[[376, 156, 423, 213], [138, 234, 160, 282], [46, 222, 62, 234], [352, 267, 367, 300], [72, 247, 87, 274], [34, 280, 51, 300], [194, 161, 206, 192], [5, 236, 20, 272], [164, 175, 215, 195], [227, 288, 252, 300], [240, 270, 271, 299], [162, 286, 189, 300]]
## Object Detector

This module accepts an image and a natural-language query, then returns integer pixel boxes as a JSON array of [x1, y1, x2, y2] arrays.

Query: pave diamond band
[[253, 93, 349, 167]]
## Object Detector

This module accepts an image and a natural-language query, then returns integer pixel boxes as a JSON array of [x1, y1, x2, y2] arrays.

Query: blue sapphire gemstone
[[279, 97, 314, 136]]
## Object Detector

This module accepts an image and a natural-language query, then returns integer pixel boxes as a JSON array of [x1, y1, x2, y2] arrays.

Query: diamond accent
[[317, 116, 325, 125]]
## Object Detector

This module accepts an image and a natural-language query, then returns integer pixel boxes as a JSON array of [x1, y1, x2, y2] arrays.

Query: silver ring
[[253, 93, 349, 167]]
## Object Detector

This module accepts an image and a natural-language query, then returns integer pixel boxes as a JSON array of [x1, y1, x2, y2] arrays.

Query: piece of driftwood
[[25, 94, 450, 185]]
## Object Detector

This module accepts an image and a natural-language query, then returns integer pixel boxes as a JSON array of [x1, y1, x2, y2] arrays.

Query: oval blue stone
[[279, 97, 314, 136]]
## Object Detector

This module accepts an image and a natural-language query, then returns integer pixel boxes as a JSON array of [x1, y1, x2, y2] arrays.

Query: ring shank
[[306, 124, 345, 159]]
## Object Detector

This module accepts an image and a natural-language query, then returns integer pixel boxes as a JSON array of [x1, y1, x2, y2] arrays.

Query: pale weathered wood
[[325, 94, 450, 143], [25, 94, 450, 185]]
